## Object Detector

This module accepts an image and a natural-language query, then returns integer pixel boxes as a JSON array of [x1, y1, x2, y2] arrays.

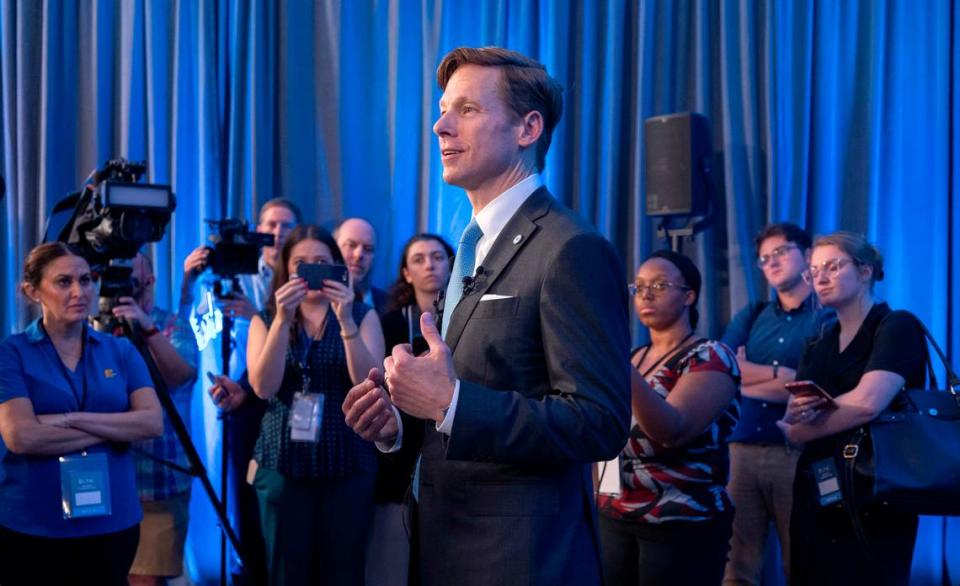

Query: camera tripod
[[113, 317, 244, 586]]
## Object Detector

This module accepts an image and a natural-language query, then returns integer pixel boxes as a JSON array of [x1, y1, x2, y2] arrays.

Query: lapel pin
[[513, 234, 522, 245]]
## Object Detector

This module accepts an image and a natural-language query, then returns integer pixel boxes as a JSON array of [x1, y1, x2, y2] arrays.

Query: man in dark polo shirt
[[721, 223, 833, 585]]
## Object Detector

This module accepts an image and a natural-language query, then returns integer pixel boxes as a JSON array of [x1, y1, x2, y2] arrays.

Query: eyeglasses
[[628, 281, 690, 297], [757, 244, 800, 268], [804, 257, 854, 282]]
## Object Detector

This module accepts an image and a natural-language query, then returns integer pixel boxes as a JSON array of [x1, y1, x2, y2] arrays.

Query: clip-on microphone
[[462, 266, 486, 296]]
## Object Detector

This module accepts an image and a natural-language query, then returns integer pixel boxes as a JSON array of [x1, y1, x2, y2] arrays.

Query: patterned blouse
[[599, 339, 740, 524], [254, 303, 377, 479]]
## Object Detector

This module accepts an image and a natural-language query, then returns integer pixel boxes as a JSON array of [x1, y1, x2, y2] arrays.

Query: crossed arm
[[0, 387, 162, 456], [631, 367, 737, 448]]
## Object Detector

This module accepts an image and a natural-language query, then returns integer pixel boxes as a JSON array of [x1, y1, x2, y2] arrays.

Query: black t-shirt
[[795, 302, 927, 458]]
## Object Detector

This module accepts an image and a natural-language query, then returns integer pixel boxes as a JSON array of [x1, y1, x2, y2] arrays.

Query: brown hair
[[754, 222, 812, 254], [21, 242, 86, 298], [266, 224, 344, 322], [437, 47, 564, 171], [387, 234, 454, 312], [813, 231, 885, 289], [259, 198, 303, 224]]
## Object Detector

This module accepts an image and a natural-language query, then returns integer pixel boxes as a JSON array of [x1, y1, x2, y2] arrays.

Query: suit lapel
[[444, 188, 553, 352]]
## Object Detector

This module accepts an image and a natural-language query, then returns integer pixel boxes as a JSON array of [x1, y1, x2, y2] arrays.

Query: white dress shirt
[[437, 173, 543, 435], [378, 173, 544, 451]]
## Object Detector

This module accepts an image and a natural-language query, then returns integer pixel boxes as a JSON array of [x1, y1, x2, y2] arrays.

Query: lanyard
[[297, 312, 328, 393], [638, 332, 696, 379], [42, 323, 89, 410]]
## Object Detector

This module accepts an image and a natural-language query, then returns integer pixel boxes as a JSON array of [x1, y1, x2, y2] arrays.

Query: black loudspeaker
[[644, 112, 710, 216]]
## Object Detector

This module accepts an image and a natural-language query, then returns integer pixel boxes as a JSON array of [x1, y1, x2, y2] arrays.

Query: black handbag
[[839, 319, 960, 538]]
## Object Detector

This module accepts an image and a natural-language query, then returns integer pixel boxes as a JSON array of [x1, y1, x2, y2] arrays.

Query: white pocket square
[[480, 294, 514, 301]]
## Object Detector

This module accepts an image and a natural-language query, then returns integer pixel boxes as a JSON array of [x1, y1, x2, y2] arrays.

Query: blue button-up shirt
[[0, 319, 153, 537], [721, 294, 833, 444], [236, 256, 274, 313], [132, 307, 199, 501]]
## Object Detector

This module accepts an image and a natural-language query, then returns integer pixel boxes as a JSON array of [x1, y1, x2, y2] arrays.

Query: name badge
[[597, 457, 622, 497], [290, 391, 323, 442], [59, 451, 112, 519], [812, 457, 842, 507]]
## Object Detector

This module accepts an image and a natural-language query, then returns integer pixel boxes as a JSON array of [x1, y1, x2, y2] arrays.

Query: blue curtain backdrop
[[1, 1, 959, 583]]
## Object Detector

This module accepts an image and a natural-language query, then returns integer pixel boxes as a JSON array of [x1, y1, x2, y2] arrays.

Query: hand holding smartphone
[[784, 380, 837, 407], [297, 263, 350, 290]]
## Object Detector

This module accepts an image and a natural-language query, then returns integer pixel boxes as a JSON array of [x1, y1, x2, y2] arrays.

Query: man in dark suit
[[343, 46, 630, 585]]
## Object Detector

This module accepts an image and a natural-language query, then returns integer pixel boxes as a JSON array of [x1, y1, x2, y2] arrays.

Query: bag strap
[[913, 318, 960, 397], [840, 312, 960, 561], [663, 338, 709, 372], [840, 429, 877, 559], [873, 311, 959, 402]]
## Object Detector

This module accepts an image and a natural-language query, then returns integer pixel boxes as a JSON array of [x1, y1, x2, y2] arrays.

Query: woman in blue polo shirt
[[0, 242, 162, 585]]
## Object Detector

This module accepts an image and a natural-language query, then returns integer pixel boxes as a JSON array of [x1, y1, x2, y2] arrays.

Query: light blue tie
[[413, 220, 483, 502], [440, 219, 484, 340]]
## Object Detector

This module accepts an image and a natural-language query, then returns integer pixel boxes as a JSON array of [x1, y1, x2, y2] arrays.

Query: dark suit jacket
[[418, 188, 631, 585]]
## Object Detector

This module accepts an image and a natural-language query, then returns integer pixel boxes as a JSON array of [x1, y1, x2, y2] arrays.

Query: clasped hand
[[342, 313, 456, 444], [383, 312, 456, 423], [342, 368, 399, 443]]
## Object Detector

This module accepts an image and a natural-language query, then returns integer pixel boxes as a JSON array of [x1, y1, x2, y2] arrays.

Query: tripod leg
[[124, 325, 246, 574]]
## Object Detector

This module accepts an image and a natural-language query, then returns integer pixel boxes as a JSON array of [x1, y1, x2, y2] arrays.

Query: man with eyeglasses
[[721, 223, 834, 586], [179, 197, 301, 586]]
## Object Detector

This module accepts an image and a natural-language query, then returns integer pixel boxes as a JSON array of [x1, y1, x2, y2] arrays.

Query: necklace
[[637, 332, 696, 378]]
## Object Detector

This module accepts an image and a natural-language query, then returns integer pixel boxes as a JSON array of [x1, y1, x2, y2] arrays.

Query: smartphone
[[297, 263, 349, 290], [784, 380, 836, 405]]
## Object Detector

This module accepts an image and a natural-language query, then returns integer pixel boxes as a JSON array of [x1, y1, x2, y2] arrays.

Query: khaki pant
[[723, 442, 800, 585], [129, 492, 191, 577]]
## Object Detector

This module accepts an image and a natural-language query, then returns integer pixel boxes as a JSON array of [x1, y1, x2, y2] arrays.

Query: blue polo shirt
[[0, 319, 153, 537], [721, 294, 833, 444]]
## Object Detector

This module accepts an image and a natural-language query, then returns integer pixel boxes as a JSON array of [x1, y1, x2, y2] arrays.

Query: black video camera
[[47, 158, 175, 332], [204, 219, 275, 278]]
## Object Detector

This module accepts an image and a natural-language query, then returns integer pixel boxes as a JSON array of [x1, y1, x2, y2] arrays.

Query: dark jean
[[254, 465, 377, 586], [600, 510, 733, 586], [790, 459, 918, 586], [0, 522, 140, 586]]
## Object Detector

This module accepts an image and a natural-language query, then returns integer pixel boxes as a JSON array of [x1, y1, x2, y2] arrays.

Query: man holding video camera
[[179, 197, 300, 586], [180, 198, 302, 321], [180, 197, 302, 408], [111, 254, 198, 586]]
